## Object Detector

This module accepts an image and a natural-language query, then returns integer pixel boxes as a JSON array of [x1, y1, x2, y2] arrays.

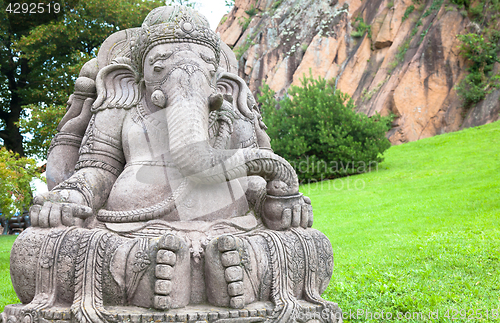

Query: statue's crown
[[131, 5, 221, 75]]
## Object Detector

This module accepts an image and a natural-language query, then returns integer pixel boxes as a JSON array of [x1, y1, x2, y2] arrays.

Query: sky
[[33, 1, 232, 195], [197, 0, 232, 31]]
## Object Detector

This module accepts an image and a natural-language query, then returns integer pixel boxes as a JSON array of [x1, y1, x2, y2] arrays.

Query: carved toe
[[221, 250, 240, 267], [153, 295, 171, 310], [157, 249, 176, 265], [159, 233, 181, 251], [218, 234, 237, 252], [217, 235, 247, 309], [154, 233, 184, 310]]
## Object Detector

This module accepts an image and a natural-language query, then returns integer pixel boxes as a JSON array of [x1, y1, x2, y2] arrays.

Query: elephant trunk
[[164, 68, 298, 196]]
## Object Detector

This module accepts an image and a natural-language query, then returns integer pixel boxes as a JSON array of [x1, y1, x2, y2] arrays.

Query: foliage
[[458, 33, 499, 72], [454, 0, 500, 109], [456, 32, 500, 106], [450, 0, 471, 7], [0, 148, 41, 216], [219, 16, 228, 25], [0, 0, 163, 159], [225, 0, 235, 8], [402, 5, 415, 22], [422, 0, 444, 18], [258, 74, 392, 182], [303, 120, 500, 322], [351, 17, 372, 39], [455, 72, 487, 106], [19, 103, 68, 159], [238, 5, 258, 32], [272, 0, 283, 10], [234, 35, 256, 60], [245, 5, 258, 16]]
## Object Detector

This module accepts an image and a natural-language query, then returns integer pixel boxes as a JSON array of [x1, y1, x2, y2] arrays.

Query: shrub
[[258, 74, 393, 182], [450, 0, 470, 7], [455, 71, 487, 106], [351, 17, 372, 39], [456, 32, 500, 106], [0, 148, 41, 216], [402, 5, 415, 22]]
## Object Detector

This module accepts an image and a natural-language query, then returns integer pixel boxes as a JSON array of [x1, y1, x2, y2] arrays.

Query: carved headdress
[[131, 5, 221, 76]]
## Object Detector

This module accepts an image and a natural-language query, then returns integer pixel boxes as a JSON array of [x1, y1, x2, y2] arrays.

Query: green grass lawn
[[302, 121, 500, 322], [0, 122, 499, 321], [0, 235, 18, 312]]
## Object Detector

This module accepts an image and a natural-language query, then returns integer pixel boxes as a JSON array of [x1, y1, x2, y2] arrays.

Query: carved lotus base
[[3, 301, 342, 323]]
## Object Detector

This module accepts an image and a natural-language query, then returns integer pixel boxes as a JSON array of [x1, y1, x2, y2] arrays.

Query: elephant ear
[[92, 60, 141, 112], [216, 72, 271, 150], [216, 72, 255, 121]]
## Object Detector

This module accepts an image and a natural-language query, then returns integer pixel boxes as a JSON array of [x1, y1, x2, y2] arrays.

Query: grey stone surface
[[4, 5, 342, 323]]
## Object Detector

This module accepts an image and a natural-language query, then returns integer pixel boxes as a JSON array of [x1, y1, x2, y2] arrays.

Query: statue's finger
[[61, 204, 74, 227], [58, 97, 84, 130], [292, 204, 301, 227], [49, 203, 62, 227], [72, 205, 93, 219], [282, 208, 292, 230], [68, 96, 85, 115], [303, 196, 311, 205], [80, 98, 95, 121], [38, 202, 52, 228], [83, 97, 95, 110], [307, 206, 314, 227], [33, 193, 48, 206], [300, 204, 309, 228], [29, 205, 41, 227]]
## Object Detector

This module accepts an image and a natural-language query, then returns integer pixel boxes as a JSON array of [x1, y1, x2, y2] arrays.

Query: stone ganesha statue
[[4, 6, 342, 323]]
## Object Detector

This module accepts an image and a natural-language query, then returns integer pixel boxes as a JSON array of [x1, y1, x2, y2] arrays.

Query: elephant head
[[92, 6, 299, 198]]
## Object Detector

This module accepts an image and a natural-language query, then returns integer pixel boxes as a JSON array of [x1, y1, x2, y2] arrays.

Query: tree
[[258, 74, 393, 182], [0, 147, 41, 216], [0, 0, 165, 159]]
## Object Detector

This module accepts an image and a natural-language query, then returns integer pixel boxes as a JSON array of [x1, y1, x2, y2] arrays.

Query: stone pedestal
[[4, 301, 342, 323]]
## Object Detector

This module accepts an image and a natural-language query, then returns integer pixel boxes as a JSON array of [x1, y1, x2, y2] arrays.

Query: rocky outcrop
[[216, 0, 500, 144]]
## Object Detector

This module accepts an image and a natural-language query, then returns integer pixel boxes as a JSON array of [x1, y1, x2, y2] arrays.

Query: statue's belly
[[105, 164, 250, 221], [109, 113, 250, 221], [105, 164, 179, 217]]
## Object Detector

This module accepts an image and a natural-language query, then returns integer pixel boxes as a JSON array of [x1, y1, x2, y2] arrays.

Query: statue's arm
[[46, 58, 99, 189], [31, 108, 127, 228]]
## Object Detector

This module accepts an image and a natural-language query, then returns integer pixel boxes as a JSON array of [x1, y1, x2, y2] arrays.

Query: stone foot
[[205, 234, 260, 309], [154, 233, 190, 310], [218, 235, 246, 309]]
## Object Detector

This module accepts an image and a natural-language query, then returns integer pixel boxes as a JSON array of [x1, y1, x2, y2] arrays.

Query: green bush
[[458, 33, 499, 72], [456, 32, 500, 106], [402, 5, 415, 22], [455, 71, 487, 106], [450, 0, 470, 7], [258, 74, 393, 182], [351, 17, 372, 39]]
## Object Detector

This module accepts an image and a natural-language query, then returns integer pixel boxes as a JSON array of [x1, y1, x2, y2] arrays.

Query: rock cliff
[[216, 0, 500, 144]]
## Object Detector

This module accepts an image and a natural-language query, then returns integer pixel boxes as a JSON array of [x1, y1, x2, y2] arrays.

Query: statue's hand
[[262, 193, 313, 230], [58, 97, 94, 135], [30, 191, 93, 228]]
